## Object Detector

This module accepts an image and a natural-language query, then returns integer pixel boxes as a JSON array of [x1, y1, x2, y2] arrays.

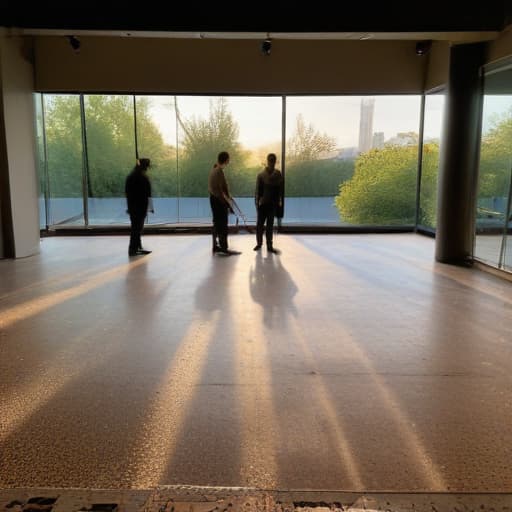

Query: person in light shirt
[[208, 151, 240, 256]]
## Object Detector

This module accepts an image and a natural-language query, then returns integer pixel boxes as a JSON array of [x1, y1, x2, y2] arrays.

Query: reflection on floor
[[474, 233, 512, 271]]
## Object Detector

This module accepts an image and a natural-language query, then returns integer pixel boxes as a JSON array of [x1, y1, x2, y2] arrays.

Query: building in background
[[358, 98, 375, 153], [372, 131, 385, 149]]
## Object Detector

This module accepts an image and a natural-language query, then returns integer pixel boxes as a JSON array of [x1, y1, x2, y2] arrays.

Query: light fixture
[[261, 35, 272, 56], [67, 35, 81, 53], [415, 40, 432, 56]]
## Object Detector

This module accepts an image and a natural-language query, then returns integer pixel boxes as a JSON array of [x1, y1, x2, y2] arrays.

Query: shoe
[[212, 245, 221, 253], [137, 249, 152, 255], [253, 245, 262, 251], [216, 248, 241, 256], [128, 251, 139, 257], [267, 247, 280, 254]]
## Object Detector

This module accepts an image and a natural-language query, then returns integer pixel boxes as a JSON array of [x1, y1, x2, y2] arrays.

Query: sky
[[482, 95, 512, 133], [143, 94, 512, 149]]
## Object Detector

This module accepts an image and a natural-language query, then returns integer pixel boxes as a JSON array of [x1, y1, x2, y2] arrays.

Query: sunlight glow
[[0, 324, 118, 440], [288, 237, 447, 490], [0, 258, 147, 330], [129, 311, 220, 487], [288, 318, 364, 489], [233, 290, 279, 488]]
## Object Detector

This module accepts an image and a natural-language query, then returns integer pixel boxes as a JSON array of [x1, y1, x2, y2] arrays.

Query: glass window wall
[[287, 96, 422, 225], [37, 94, 426, 230], [418, 93, 445, 230], [475, 63, 512, 271], [44, 94, 84, 226]]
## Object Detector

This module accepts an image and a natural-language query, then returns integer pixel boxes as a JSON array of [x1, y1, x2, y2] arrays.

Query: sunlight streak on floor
[[0, 258, 148, 330], [0, 324, 121, 441], [233, 289, 279, 488], [288, 237, 447, 490], [128, 311, 220, 487], [288, 318, 364, 489]]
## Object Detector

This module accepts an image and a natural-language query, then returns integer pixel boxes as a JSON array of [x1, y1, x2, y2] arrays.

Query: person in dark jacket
[[125, 158, 153, 257], [254, 153, 284, 253]]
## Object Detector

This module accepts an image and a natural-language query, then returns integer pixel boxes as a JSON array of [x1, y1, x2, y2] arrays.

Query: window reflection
[[38, 94, 425, 228], [475, 66, 512, 270], [419, 94, 445, 230], [44, 94, 84, 226]]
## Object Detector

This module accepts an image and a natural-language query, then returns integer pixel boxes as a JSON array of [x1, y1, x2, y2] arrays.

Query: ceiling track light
[[415, 40, 432, 56], [261, 34, 272, 56], [66, 35, 81, 53]]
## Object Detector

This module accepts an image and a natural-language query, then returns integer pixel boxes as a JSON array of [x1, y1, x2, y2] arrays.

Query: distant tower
[[358, 98, 375, 153], [372, 131, 384, 149]]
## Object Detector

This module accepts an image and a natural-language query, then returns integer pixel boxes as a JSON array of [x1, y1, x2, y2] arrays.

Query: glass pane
[[221, 96, 282, 223], [84, 95, 136, 225], [504, 196, 512, 271], [34, 94, 46, 229], [475, 94, 512, 268], [287, 96, 421, 225], [175, 96, 281, 223], [419, 94, 445, 229], [135, 96, 178, 225], [44, 94, 84, 226]]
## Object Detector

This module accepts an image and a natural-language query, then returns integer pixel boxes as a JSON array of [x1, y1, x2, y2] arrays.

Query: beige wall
[[486, 25, 512, 65], [420, 28, 512, 93], [424, 41, 450, 91], [1, 36, 40, 258], [35, 36, 426, 94]]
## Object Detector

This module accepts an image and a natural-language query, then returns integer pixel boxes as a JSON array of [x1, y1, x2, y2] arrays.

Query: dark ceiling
[[1, 3, 511, 33]]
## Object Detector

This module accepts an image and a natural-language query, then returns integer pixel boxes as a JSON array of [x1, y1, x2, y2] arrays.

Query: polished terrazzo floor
[[0, 234, 511, 490]]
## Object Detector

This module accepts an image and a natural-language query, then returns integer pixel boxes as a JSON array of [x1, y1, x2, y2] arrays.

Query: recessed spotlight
[[261, 38, 272, 55], [66, 35, 80, 53]]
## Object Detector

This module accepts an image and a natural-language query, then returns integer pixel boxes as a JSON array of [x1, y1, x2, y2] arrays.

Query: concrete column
[[0, 36, 40, 258], [435, 42, 485, 264]]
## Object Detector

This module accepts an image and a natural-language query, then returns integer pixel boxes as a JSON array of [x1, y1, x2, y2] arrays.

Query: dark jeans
[[210, 195, 229, 251], [129, 212, 145, 253], [256, 203, 276, 248]]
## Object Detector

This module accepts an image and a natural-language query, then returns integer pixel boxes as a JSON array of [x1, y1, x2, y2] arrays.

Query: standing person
[[254, 153, 284, 253], [208, 151, 240, 255], [125, 158, 153, 257]]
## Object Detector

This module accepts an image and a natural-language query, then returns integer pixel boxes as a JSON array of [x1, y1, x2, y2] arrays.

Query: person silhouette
[[249, 252, 298, 328], [254, 153, 284, 254], [208, 151, 240, 256], [125, 158, 153, 257]]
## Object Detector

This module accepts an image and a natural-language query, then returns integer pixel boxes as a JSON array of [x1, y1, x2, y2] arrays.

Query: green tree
[[334, 109, 512, 226], [335, 145, 419, 224], [286, 159, 355, 197], [418, 144, 441, 227], [285, 114, 351, 196], [177, 98, 251, 196], [135, 98, 177, 197], [478, 109, 512, 198], [287, 114, 337, 163], [83, 95, 136, 197], [44, 95, 176, 198], [45, 95, 83, 198]]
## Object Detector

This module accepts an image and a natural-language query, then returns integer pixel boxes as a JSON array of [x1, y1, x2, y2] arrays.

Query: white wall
[[0, 36, 40, 257]]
